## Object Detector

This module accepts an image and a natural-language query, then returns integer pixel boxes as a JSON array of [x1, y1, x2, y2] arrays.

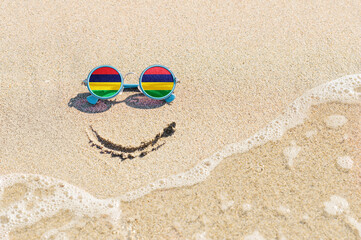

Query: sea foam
[[0, 174, 121, 239], [337, 156, 354, 170], [119, 74, 361, 202], [1, 74, 360, 238], [324, 114, 348, 129]]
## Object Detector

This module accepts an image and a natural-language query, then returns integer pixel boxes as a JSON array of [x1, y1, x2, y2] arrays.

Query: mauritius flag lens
[[140, 66, 174, 99], [88, 67, 122, 98]]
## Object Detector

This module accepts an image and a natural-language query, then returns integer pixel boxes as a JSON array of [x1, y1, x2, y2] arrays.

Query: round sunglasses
[[84, 64, 178, 105]]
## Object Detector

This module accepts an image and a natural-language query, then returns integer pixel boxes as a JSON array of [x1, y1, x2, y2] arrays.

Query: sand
[[1, 0, 361, 239], [119, 103, 361, 239]]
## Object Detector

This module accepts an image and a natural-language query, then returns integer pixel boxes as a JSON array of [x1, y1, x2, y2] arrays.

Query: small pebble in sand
[[244, 231, 266, 240], [324, 115, 348, 129], [305, 129, 317, 138], [283, 141, 301, 168], [324, 195, 349, 215], [337, 156, 353, 170]]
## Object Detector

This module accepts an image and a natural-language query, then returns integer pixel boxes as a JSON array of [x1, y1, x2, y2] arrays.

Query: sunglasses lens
[[140, 66, 175, 99], [88, 66, 122, 99]]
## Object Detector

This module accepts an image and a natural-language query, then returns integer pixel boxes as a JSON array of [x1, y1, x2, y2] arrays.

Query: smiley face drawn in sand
[[69, 94, 176, 161], [87, 122, 176, 161], [68, 76, 177, 161]]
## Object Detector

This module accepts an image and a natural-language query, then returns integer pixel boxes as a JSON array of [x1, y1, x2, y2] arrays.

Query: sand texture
[[1, 0, 361, 239]]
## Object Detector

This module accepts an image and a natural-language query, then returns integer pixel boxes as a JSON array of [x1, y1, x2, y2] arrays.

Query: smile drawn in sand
[[86, 122, 176, 161]]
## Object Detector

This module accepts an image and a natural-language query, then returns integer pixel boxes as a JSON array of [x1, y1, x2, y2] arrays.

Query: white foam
[[283, 141, 301, 168], [40, 218, 85, 239], [279, 234, 287, 240], [244, 231, 266, 240], [343, 134, 349, 140], [323, 196, 361, 238], [119, 74, 361, 202], [324, 115, 348, 129], [277, 206, 291, 216], [305, 129, 317, 138], [347, 216, 361, 238], [302, 214, 309, 220], [323, 195, 349, 215], [0, 174, 122, 240], [242, 203, 252, 212], [1, 74, 361, 237], [336, 156, 353, 170], [193, 231, 210, 240], [219, 193, 234, 212]]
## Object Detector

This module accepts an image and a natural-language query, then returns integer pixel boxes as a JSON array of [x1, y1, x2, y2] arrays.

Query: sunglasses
[[84, 64, 178, 105]]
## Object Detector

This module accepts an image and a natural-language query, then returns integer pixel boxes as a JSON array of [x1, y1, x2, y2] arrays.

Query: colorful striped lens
[[88, 66, 122, 99], [140, 66, 175, 99]]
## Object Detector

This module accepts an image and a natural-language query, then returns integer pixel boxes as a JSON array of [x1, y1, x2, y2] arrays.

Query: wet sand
[[119, 102, 361, 239], [1, 0, 361, 239], [4, 102, 361, 239]]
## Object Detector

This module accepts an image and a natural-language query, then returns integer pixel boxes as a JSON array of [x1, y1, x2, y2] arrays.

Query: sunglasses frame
[[85, 64, 177, 105]]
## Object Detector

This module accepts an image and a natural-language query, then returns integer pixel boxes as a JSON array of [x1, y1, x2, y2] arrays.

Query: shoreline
[[1, 75, 361, 239]]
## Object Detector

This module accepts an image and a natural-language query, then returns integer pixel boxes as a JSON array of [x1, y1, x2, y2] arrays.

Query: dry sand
[[1, 0, 361, 239]]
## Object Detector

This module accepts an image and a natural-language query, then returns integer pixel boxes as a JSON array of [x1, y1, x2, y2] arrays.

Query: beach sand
[[119, 102, 361, 239], [1, 0, 361, 239]]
